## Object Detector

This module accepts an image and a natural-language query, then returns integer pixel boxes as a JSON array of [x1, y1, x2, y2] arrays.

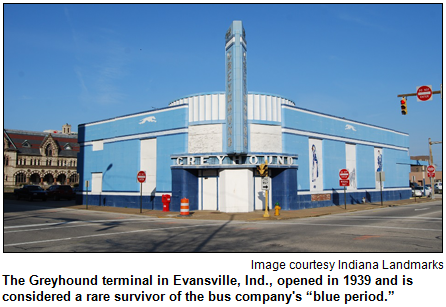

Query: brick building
[[410, 155, 442, 186], [4, 124, 79, 188]]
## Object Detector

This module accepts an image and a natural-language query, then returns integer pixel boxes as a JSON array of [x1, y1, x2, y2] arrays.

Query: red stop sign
[[427, 165, 435, 173], [339, 169, 350, 180], [417, 85, 433, 101], [137, 171, 146, 183]]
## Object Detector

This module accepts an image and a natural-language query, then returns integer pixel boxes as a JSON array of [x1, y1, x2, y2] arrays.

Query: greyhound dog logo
[[345, 124, 356, 131], [139, 116, 157, 124]]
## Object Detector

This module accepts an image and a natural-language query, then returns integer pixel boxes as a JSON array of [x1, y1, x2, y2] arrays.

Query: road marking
[[327, 215, 441, 220], [4, 222, 228, 247], [4, 220, 163, 234], [253, 221, 442, 232], [4, 218, 151, 229], [414, 208, 430, 211]]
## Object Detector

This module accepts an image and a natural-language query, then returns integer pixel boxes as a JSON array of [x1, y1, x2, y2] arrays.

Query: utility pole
[[428, 138, 442, 200]]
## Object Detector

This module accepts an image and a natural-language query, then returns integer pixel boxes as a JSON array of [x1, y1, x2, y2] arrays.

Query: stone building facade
[[3, 124, 79, 188]]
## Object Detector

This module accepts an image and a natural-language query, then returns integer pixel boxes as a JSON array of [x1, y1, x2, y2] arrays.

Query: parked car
[[410, 181, 420, 188], [412, 186, 423, 197], [434, 182, 442, 194], [423, 185, 432, 197], [72, 186, 82, 193], [46, 185, 75, 200], [14, 185, 47, 201]]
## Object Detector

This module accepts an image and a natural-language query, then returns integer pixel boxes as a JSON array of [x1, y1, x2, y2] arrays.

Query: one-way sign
[[262, 177, 270, 190]]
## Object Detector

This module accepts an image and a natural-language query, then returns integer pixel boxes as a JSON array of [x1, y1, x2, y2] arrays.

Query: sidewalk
[[40, 195, 441, 221]]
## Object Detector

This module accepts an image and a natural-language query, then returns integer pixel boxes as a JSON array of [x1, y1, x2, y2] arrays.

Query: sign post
[[85, 180, 89, 210], [137, 171, 146, 213], [427, 165, 435, 200], [339, 169, 350, 210], [257, 161, 270, 218], [376, 172, 385, 206]]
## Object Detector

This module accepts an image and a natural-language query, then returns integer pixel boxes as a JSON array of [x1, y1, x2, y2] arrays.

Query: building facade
[[77, 21, 413, 212], [4, 124, 80, 188], [410, 155, 442, 186]]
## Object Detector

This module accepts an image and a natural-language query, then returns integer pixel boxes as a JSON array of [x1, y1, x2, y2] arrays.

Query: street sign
[[339, 169, 350, 180], [376, 171, 386, 181], [137, 171, 146, 183], [417, 85, 433, 101], [261, 177, 270, 190], [339, 179, 350, 187], [427, 165, 436, 178]]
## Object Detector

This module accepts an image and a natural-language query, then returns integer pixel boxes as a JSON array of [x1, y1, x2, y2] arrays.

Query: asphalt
[[14, 194, 442, 221]]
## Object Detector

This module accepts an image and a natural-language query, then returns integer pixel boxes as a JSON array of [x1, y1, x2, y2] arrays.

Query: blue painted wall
[[282, 106, 409, 148], [79, 106, 188, 143], [156, 133, 188, 192], [79, 140, 140, 192], [283, 133, 309, 190], [272, 168, 298, 210], [323, 140, 346, 190], [171, 169, 199, 211], [356, 144, 375, 189], [383, 148, 411, 188]]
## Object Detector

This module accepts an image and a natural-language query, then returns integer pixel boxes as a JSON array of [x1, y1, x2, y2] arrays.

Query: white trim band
[[282, 128, 409, 151]]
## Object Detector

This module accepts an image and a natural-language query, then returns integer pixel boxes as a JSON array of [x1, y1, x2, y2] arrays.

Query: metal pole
[[86, 189, 88, 210], [380, 172, 383, 206], [140, 182, 143, 213], [344, 186, 346, 210], [263, 187, 270, 218], [429, 138, 435, 200]]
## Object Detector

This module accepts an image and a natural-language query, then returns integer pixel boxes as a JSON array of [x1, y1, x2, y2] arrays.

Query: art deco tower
[[225, 21, 248, 154]]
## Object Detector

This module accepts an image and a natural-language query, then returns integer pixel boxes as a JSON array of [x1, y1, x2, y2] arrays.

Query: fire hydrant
[[274, 202, 281, 216]]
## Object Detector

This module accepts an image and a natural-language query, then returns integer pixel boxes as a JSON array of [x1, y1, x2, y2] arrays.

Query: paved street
[[3, 198, 442, 252]]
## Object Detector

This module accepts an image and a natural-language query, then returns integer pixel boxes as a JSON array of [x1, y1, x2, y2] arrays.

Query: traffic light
[[400, 97, 407, 115], [257, 162, 268, 177]]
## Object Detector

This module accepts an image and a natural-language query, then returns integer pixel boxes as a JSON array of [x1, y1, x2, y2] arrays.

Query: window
[[15, 173, 26, 184], [22, 140, 31, 147], [45, 144, 53, 156]]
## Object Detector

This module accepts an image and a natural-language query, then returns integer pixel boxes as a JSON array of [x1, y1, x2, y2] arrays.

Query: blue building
[[77, 21, 412, 212]]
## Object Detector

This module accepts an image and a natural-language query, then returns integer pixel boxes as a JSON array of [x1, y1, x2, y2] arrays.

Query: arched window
[[15, 173, 26, 184], [45, 144, 53, 157]]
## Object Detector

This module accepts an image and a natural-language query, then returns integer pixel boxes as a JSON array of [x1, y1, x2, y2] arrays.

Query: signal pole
[[397, 85, 442, 115]]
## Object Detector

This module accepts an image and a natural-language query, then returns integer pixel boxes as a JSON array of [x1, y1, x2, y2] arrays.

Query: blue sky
[[3, 3, 443, 169]]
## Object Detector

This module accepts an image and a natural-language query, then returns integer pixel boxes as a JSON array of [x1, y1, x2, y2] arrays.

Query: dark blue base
[[75, 189, 411, 212], [291, 189, 412, 210], [75, 194, 164, 210]]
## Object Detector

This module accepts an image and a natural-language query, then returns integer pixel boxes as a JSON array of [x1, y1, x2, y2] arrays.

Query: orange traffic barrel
[[180, 198, 190, 216]]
